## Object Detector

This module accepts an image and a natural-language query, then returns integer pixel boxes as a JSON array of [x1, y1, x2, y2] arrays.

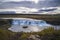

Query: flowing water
[[8, 18, 52, 32]]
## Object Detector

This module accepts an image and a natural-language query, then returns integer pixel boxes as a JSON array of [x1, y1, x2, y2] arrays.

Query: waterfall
[[8, 18, 52, 32]]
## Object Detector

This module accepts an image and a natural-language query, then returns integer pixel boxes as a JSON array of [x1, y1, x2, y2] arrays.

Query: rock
[[28, 34, 41, 40]]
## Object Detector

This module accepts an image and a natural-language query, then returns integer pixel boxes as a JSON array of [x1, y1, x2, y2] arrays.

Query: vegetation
[[0, 20, 60, 40], [0, 27, 60, 40], [0, 19, 12, 29], [38, 27, 60, 40]]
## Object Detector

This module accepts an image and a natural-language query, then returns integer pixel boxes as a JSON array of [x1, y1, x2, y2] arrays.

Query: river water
[[8, 18, 56, 32]]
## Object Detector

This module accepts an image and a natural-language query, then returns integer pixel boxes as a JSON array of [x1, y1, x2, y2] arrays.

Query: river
[[8, 18, 60, 32]]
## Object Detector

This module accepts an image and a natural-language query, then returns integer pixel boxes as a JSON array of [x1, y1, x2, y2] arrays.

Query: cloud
[[0, 7, 39, 13], [0, 0, 46, 3], [0, 0, 60, 9], [1, 0, 56, 2]]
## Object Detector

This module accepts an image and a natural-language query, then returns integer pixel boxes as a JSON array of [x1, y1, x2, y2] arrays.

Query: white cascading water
[[8, 18, 52, 32]]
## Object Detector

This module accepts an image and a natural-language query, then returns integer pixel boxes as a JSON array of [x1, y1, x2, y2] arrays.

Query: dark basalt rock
[[23, 26, 28, 28]]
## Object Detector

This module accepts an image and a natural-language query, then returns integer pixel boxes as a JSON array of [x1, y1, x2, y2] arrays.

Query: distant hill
[[0, 11, 16, 14]]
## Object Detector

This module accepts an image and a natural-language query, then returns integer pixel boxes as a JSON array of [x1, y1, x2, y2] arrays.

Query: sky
[[2, 0, 39, 3], [0, 0, 59, 9], [0, 0, 60, 14], [0, 0, 53, 3]]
